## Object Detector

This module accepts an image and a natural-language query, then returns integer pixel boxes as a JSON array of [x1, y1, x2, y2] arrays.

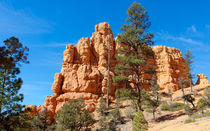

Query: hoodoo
[[29, 22, 208, 121]]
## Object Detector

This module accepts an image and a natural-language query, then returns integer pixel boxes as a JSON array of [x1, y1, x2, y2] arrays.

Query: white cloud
[[176, 37, 203, 46], [0, 1, 53, 34], [156, 31, 204, 46], [33, 43, 67, 48], [187, 25, 197, 33]]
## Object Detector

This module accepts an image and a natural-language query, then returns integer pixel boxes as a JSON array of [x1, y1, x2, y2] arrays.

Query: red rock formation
[[152, 46, 187, 92], [29, 22, 203, 121], [25, 105, 37, 116], [196, 74, 210, 86]]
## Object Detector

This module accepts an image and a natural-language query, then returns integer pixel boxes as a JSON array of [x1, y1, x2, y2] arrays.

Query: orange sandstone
[[27, 22, 209, 122]]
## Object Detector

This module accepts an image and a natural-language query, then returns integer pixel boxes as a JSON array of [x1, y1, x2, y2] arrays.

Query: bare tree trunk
[[190, 82, 193, 93], [106, 35, 111, 108], [153, 110, 155, 120]]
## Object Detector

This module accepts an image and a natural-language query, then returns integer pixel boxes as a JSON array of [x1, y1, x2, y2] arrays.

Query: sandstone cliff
[[29, 22, 208, 121]]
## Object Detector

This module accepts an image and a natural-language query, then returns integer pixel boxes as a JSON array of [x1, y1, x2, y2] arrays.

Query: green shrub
[[161, 101, 170, 111], [197, 98, 207, 114], [191, 114, 203, 119], [184, 104, 194, 116], [204, 111, 210, 117], [55, 99, 95, 131], [133, 111, 148, 131], [185, 118, 196, 124], [161, 101, 185, 112], [145, 109, 153, 113]]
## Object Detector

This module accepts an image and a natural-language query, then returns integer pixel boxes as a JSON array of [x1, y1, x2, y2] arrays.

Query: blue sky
[[0, 0, 210, 106]]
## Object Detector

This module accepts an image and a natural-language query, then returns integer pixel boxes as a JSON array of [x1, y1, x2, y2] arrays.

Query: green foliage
[[185, 111, 210, 124], [97, 97, 123, 131], [31, 106, 53, 130], [115, 88, 138, 101], [192, 111, 210, 118], [178, 77, 187, 96], [184, 49, 195, 85], [110, 98, 123, 124], [113, 75, 129, 84], [144, 75, 160, 119], [133, 110, 148, 131], [108, 100, 123, 130], [0, 37, 29, 130], [97, 97, 109, 130], [184, 118, 196, 124], [97, 97, 108, 117], [115, 88, 148, 111], [197, 98, 207, 114], [113, 2, 155, 111], [0, 110, 32, 131], [161, 101, 185, 112], [203, 87, 210, 107], [55, 99, 95, 131], [184, 104, 194, 116]]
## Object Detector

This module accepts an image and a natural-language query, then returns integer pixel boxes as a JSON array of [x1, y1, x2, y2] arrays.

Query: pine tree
[[133, 110, 148, 131], [55, 98, 95, 131], [184, 49, 195, 92], [145, 75, 160, 119], [31, 106, 51, 131], [97, 97, 109, 130], [0, 37, 29, 130], [197, 98, 207, 114], [109, 98, 123, 130], [113, 2, 154, 111], [203, 87, 210, 107], [125, 106, 136, 129], [178, 77, 187, 97], [2, 110, 32, 131]]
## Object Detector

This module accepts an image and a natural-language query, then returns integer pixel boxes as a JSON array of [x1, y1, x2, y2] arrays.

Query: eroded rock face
[[29, 22, 208, 122], [51, 73, 63, 94], [152, 46, 187, 92], [196, 74, 210, 86], [25, 105, 37, 116]]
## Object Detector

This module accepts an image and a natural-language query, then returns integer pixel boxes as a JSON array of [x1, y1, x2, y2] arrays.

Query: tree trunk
[[137, 87, 142, 111], [190, 82, 193, 92], [191, 102, 195, 109], [0, 69, 7, 115], [153, 110, 155, 120]]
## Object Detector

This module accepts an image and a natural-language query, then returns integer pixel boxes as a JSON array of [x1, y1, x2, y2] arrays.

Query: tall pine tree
[[113, 2, 154, 110], [144, 75, 160, 119], [0, 37, 29, 130], [184, 49, 194, 92]]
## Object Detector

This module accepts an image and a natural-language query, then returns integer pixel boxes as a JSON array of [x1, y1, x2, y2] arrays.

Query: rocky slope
[[28, 22, 194, 121]]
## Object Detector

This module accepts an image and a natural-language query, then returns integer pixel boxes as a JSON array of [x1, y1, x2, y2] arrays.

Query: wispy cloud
[[32, 43, 67, 48], [187, 25, 197, 33], [156, 31, 204, 46], [30, 41, 78, 48], [0, 1, 53, 34], [175, 37, 203, 46]]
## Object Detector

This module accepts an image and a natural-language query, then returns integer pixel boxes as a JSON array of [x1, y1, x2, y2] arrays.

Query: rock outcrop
[[195, 74, 210, 86], [152, 46, 187, 92], [25, 105, 37, 116], [30, 22, 208, 121]]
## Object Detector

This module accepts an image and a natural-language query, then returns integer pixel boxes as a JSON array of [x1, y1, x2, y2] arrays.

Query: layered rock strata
[[29, 22, 207, 121]]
